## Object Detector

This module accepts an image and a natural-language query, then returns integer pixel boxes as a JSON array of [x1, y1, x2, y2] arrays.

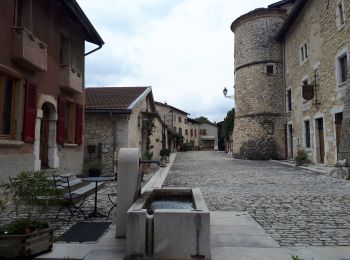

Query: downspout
[[84, 44, 103, 56], [283, 39, 288, 159]]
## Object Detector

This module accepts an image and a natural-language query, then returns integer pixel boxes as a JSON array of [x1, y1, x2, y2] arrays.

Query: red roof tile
[[85, 87, 149, 111]]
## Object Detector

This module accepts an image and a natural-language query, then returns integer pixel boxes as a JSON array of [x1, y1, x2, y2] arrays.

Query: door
[[40, 103, 50, 168], [317, 118, 325, 164], [288, 124, 293, 158], [335, 113, 343, 154]]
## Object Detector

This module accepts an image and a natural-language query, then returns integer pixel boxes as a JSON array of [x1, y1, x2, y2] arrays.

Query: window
[[300, 43, 308, 64], [304, 120, 311, 148], [179, 127, 182, 135], [64, 102, 76, 143], [287, 89, 292, 112], [266, 64, 274, 75], [339, 55, 348, 83], [194, 129, 197, 137], [60, 34, 70, 65], [336, 49, 348, 86], [336, 0, 346, 28], [178, 116, 182, 123], [174, 126, 176, 132], [190, 129, 193, 137], [185, 129, 188, 135], [15, 0, 33, 30], [184, 119, 187, 124], [0, 75, 16, 138], [200, 129, 207, 135]]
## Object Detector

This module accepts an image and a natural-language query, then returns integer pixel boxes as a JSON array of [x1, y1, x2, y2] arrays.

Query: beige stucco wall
[[284, 0, 350, 165]]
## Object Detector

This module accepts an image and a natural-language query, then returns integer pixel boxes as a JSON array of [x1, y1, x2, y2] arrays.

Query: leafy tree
[[195, 116, 211, 123], [223, 108, 235, 139]]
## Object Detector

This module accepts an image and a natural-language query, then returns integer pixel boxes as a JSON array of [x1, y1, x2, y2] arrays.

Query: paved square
[[164, 151, 350, 247]]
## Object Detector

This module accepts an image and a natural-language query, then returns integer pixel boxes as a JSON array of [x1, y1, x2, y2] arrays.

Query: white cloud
[[79, 0, 273, 122]]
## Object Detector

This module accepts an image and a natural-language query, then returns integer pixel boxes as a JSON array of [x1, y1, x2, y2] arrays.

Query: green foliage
[[175, 133, 184, 146], [223, 108, 235, 139], [83, 160, 103, 171], [160, 148, 170, 157], [5, 171, 55, 233], [0, 198, 7, 217], [142, 150, 153, 160], [180, 143, 193, 152], [292, 256, 304, 260], [1, 219, 49, 235], [195, 116, 211, 123]]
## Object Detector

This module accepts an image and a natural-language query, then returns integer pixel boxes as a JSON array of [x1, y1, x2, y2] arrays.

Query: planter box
[[12, 27, 48, 72], [60, 64, 83, 94], [0, 226, 53, 258]]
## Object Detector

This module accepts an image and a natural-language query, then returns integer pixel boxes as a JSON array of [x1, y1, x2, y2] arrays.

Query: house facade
[[155, 102, 190, 151], [85, 87, 165, 174], [0, 0, 103, 183], [231, 0, 350, 165], [198, 122, 219, 150]]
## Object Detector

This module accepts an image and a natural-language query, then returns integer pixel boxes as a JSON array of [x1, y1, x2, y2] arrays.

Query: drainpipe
[[283, 40, 288, 159]]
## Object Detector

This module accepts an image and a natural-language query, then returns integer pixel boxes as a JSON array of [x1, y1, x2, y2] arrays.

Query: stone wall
[[284, 0, 350, 165], [232, 9, 286, 159], [84, 113, 129, 175]]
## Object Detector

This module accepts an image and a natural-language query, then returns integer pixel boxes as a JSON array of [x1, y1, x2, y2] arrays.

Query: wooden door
[[40, 104, 50, 168], [335, 113, 343, 154], [317, 118, 324, 164]]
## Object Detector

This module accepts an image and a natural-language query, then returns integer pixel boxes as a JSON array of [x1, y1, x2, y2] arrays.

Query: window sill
[[0, 140, 24, 148], [337, 81, 348, 88], [63, 143, 78, 148], [300, 58, 308, 66]]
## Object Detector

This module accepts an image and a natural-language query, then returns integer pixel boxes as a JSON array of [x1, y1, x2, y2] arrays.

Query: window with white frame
[[336, 0, 346, 28], [300, 43, 308, 64], [336, 48, 348, 86]]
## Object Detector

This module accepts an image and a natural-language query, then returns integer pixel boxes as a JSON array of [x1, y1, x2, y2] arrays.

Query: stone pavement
[[164, 151, 350, 247]]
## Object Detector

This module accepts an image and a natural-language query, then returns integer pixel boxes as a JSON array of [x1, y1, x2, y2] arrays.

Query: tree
[[195, 116, 211, 123], [223, 108, 235, 139]]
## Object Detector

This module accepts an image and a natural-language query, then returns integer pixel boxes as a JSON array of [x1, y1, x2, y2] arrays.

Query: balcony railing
[[12, 27, 47, 72], [60, 64, 83, 94]]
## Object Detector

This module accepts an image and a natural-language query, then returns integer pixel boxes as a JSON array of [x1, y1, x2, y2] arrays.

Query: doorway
[[335, 113, 343, 155], [316, 118, 325, 164], [40, 103, 50, 168], [287, 124, 293, 158]]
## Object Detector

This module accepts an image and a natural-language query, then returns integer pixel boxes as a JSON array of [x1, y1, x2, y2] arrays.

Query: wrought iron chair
[[52, 175, 87, 224], [106, 192, 117, 220]]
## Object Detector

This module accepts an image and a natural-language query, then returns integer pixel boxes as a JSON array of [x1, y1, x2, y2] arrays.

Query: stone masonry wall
[[284, 0, 350, 165], [232, 10, 286, 159]]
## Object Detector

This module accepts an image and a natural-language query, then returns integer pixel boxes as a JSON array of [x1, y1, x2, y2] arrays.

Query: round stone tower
[[231, 8, 287, 159]]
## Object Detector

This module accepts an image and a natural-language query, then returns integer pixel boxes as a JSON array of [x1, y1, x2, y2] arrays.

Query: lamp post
[[223, 87, 234, 99]]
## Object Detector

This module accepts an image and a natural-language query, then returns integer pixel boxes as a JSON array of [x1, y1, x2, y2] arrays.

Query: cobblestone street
[[164, 151, 350, 247]]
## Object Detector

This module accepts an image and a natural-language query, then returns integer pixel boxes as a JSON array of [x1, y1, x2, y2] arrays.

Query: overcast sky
[[78, 0, 274, 123]]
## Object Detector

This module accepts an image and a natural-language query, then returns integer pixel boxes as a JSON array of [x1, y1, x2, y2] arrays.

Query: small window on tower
[[267, 64, 274, 75]]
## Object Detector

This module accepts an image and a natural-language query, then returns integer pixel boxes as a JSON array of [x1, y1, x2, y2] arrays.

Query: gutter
[[85, 109, 131, 114], [85, 44, 103, 56]]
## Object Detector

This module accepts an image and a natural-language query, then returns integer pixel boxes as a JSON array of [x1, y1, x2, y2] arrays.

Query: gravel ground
[[164, 151, 350, 247]]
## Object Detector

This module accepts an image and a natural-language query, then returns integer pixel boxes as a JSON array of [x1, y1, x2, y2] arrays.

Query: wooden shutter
[[23, 81, 37, 143], [75, 104, 83, 145], [57, 96, 65, 145]]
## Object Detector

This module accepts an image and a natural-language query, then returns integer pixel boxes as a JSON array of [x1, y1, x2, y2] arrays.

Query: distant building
[[85, 87, 166, 174], [231, 0, 350, 165], [198, 122, 219, 150], [0, 0, 103, 183]]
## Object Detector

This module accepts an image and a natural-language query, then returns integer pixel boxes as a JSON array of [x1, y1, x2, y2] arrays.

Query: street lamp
[[223, 87, 234, 99]]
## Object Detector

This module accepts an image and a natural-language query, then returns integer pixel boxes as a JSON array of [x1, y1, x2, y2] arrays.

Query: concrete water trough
[[126, 187, 210, 260]]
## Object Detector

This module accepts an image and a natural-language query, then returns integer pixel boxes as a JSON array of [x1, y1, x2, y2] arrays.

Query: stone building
[[155, 102, 190, 151], [231, 0, 350, 165], [198, 122, 219, 150], [187, 118, 200, 147], [85, 87, 166, 174], [0, 0, 103, 183]]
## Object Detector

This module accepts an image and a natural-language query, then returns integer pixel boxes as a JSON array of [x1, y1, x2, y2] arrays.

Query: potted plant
[[84, 160, 103, 177], [295, 148, 308, 166], [160, 148, 170, 166], [141, 150, 153, 174], [0, 171, 55, 258]]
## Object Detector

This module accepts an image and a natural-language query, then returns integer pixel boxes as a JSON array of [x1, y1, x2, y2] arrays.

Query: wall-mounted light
[[223, 87, 234, 99]]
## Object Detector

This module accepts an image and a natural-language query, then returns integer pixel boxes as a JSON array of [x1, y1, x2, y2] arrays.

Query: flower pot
[[88, 169, 101, 177], [0, 226, 53, 258]]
